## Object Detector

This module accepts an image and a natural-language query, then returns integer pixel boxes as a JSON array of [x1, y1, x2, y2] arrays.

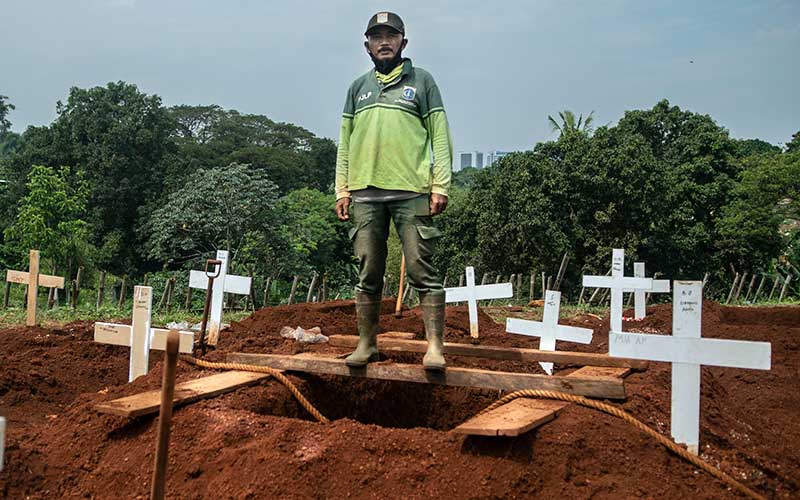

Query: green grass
[[0, 303, 254, 329]]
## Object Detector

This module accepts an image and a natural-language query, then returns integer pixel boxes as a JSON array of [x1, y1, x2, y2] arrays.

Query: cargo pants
[[349, 195, 444, 297]]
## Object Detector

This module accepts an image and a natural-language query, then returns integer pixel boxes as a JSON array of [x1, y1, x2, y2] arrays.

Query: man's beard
[[370, 50, 404, 74]]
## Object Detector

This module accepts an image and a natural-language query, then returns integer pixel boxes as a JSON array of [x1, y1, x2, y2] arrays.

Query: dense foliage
[[0, 83, 797, 301]]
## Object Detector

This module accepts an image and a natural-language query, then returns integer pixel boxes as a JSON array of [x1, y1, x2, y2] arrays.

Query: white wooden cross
[[5, 249, 65, 326], [0, 416, 5, 471], [188, 250, 251, 345], [506, 290, 593, 375], [582, 249, 652, 333], [445, 266, 513, 338], [94, 286, 194, 382], [623, 262, 671, 320], [609, 281, 771, 454]]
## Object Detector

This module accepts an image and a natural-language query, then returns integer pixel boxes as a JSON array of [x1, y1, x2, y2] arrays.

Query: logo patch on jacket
[[402, 86, 416, 100]]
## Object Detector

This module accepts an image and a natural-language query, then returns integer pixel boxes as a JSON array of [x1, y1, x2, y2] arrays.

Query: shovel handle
[[150, 330, 180, 500]]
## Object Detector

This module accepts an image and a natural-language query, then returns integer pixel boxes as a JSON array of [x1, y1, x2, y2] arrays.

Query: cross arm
[[507, 318, 593, 344], [445, 283, 513, 303], [609, 332, 771, 370]]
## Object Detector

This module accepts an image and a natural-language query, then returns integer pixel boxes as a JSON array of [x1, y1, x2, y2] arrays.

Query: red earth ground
[[0, 300, 797, 499]]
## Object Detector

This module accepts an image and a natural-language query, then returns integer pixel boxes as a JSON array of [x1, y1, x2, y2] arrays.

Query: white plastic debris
[[280, 326, 329, 344]]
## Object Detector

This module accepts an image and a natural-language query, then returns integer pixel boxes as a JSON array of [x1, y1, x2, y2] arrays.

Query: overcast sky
[[2, 0, 798, 153]]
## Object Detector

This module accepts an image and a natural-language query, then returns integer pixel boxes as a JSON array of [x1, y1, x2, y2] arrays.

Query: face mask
[[370, 50, 404, 75]]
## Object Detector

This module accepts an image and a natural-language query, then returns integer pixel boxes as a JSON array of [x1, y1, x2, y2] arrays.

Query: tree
[[139, 163, 280, 268], [49, 81, 176, 273], [3, 165, 91, 272], [787, 131, 800, 153], [0, 95, 14, 137], [731, 138, 781, 158], [547, 110, 595, 137], [436, 100, 754, 297]]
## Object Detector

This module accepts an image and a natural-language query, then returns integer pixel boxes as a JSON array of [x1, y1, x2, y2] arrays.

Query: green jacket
[[335, 59, 453, 200]]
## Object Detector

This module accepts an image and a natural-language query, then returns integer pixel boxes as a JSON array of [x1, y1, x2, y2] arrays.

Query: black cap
[[365, 12, 405, 36]]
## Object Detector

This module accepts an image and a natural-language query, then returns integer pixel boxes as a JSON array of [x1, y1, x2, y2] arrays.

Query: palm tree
[[547, 110, 595, 137]]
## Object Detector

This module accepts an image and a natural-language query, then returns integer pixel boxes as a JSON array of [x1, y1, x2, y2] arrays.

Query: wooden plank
[[227, 353, 627, 400], [39, 274, 65, 289], [95, 371, 273, 418], [6, 270, 30, 285], [567, 366, 632, 379], [328, 335, 648, 370], [453, 399, 569, 437], [378, 331, 416, 340]]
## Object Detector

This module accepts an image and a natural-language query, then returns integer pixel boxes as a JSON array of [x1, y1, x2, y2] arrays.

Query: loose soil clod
[[0, 300, 797, 499]]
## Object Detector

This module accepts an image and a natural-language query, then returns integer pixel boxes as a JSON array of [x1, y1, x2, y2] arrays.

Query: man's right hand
[[336, 197, 351, 221]]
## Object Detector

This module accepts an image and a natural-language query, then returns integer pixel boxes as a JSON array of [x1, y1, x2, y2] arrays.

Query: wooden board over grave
[[328, 335, 648, 370], [95, 370, 273, 418], [227, 352, 627, 399], [453, 399, 569, 437]]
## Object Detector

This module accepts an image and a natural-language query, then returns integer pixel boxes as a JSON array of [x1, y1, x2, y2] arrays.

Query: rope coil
[[179, 355, 329, 424], [476, 390, 765, 500]]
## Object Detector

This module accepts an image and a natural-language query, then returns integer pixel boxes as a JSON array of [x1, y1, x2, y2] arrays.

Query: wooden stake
[[117, 275, 128, 309], [306, 272, 318, 303], [2, 280, 10, 309], [150, 330, 180, 500], [577, 286, 585, 306], [768, 275, 780, 301], [165, 277, 175, 311], [545, 275, 552, 294], [157, 278, 169, 311], [287, 276, 299, 305], [458, 273, 464, 288], [442, 274, 449, 289], [184, 281, 193, 310], [383, 275, 391, 296], [778, 275, 792, 303], [753, 274, 766, 303], [72, 266, 83, 309], [321, 274, 327, 303], [529, 272, 535, 302], [263, 277, 272, 307], [734, 272, 747, 302], [26, 250, 40, 326], [554, 252, 569, 291], [480, 273, 489, 286], [541, 272, 546, 298], [726, 273, 739, 304], [96, 271, 106, 309], [395, 254, 406, 317], [744, 273, 757, 302], [702, 272, 709, 288]]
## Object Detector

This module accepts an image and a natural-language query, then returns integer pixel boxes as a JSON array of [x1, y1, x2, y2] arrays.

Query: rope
[[475, 390, 765, 500], [179, 355, 329, 424]]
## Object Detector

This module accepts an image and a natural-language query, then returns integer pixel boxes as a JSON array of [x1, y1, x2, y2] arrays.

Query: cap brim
[[365, 25, 403, 36]]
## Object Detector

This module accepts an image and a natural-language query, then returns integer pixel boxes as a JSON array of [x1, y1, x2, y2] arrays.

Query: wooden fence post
[[287, 276, 299, 305], [117, 275, 128, 309], [726, 273, 740, 304], [778, 275, 792, 303], [96, 271, 106, 309], [306, 272, 318, 303]]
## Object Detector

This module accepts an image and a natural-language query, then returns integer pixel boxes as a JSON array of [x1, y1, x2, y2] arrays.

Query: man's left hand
[[430, 193, 448, 216]]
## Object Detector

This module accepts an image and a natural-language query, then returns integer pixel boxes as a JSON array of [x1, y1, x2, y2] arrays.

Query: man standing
[[335, 12, 453, 371]]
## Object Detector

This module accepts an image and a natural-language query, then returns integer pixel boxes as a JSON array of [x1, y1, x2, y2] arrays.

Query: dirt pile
[[0, 300, 797, 499]]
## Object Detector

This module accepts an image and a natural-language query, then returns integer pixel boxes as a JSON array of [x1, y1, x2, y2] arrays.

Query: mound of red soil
[[0, 300, 797, 499]]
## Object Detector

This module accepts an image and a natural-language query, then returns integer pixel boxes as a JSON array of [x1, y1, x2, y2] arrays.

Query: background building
[[456, 150, 510, 171]]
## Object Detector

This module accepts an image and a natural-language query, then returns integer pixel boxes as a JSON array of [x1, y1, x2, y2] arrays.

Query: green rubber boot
[[420, 291, 446, 371], [345, 292, 382, 367]]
